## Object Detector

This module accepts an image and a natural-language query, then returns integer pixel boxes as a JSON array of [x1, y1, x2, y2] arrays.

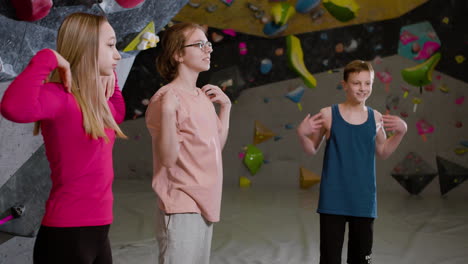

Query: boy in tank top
[[296, 60, 407, 264]]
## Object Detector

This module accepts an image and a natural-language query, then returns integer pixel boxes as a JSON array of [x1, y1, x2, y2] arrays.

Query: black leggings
[[33, 225, 112, 264], [320, 213, 374, 264]]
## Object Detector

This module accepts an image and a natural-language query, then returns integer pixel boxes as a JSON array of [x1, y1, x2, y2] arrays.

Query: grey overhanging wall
[[113, 55, 468, 197]]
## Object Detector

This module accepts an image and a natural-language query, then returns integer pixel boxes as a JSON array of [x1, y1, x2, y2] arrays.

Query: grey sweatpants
[[155, 207, 213, 264]]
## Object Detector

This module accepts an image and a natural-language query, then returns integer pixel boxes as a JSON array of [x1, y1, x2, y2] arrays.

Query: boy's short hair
[[343, 60, 374, 81], [156, 22, 205, 82]]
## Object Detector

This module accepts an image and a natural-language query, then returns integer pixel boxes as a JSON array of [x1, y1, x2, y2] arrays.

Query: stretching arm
[[1, 49, 62, 122]]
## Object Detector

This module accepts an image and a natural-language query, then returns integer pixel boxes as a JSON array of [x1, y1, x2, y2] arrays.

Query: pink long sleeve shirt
[[0, 49, 125, 227]]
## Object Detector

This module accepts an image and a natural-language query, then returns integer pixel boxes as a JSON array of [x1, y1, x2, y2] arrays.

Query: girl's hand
[[100, 74, 115, 99], [48, 49, 72, 92], [201, 84, 231, 106]]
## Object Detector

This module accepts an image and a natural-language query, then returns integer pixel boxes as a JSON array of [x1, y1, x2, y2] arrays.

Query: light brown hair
[[343, 60, 374, 82], [156, 22, 205, 82], [34, 12, 126, 141]]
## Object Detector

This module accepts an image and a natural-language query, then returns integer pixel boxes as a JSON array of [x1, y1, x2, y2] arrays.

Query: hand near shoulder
[[297, 112, 324, 137], [382, 114, 407, 135], [46, 49, 72, 92], [201, 84, 231, 107]]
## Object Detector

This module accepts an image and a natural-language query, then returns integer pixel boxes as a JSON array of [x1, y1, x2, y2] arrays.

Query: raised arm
[[201, 84, 231, 149], [1, 49, 71, 123], [103, 72, 125, 124], [296, 108, 328, 155], [375, 111, 407, 160], [146, 89, 181, 168]]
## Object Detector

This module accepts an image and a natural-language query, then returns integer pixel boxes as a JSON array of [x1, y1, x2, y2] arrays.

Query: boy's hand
[[48, 49, 72, 92], [297, 112, 324, 137], [201, 84, 231, 106], [382, 115, 407, 135], [161, 90, 180, 114]]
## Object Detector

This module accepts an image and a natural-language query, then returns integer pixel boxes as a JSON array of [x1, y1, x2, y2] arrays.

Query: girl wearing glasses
[[1, 13, 125, 264], [145, 22, 231, 263]]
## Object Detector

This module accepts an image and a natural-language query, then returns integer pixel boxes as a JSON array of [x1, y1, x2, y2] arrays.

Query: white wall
[[113, 55, 468, 196]]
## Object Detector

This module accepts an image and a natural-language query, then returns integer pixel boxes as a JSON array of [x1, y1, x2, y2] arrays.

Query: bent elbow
[[377, 152, 389, 160], [160, 156, 178, 168], [0, 103, 12, 120], [115, 108, 126, 124], [157, 140, 180, 168], [304, 147, 318, 156], [1, 102, 28, 123], [116, 116, 125, 125]]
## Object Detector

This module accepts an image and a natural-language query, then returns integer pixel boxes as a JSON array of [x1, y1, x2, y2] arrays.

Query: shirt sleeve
[[108, 72, 125, 124], [145, 89, 183, 143], [0, 49, 63, 123], [145, 93, 164, 139]]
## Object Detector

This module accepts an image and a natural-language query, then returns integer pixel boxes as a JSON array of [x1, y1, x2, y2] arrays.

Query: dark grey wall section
[[0, 145, 50, 237]]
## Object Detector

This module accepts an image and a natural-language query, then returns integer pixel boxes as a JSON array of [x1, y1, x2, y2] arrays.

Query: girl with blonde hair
[[1, 12, 125, 264]]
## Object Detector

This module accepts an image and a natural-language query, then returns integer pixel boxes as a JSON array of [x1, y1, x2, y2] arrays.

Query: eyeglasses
[[183, 41, 213, 51]]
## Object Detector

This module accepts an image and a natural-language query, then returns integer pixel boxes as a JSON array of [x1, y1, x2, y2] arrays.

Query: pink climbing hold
[[400, 30, 419, 45], [239, 42, 247, 55], [455, 96, 465, 105], [413, 41, 440, 60], [11, 0, 53, 21], [222, 29, 236, 37], [115, 0, 145, 8]]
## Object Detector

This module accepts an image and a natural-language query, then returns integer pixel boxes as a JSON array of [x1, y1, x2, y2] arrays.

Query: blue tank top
[[317, 104, 377, 218]]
